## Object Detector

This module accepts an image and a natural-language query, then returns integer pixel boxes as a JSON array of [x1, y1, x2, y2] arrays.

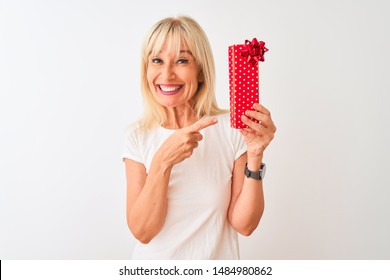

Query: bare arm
[[125, 155, 171, 244], [228, 153, 265, 236], [228, 103, 276, 236]]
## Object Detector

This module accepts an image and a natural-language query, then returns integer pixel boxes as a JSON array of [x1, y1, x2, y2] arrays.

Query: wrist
[[245, 161, 266, 181], [153, 151, 173, 174], [246, 154, 263, 171]]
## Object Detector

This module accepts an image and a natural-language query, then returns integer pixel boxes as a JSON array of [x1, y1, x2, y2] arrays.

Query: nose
[[161, 63, 175, 80]]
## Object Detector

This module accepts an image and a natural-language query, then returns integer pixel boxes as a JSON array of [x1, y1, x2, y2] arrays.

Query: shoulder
[[124, 121, 156, 146], [205, 113, 242, 141], [203, 113, 246, 160], [124, 122, 141, 142], [125, 121, 142, 136], [124, 121, 171, 151], [212, 113, 238, 137], [124, 121, 158, 138], [215, 112, 230, 125]]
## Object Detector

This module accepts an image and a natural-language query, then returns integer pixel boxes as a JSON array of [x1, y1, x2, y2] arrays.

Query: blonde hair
[[139, 16, 226, 129]]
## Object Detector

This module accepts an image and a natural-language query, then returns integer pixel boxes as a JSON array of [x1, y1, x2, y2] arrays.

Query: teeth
[[160, 85, 181, 92]]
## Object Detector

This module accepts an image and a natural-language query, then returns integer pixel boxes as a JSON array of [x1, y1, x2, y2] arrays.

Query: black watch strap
[[245, 163, 266, 180]]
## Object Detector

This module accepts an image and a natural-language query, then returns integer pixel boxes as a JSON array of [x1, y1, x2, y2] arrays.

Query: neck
[[164, 104, 198, 129]]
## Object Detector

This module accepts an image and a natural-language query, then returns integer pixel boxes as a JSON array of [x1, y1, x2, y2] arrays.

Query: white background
[[1, 0, 389, 259]]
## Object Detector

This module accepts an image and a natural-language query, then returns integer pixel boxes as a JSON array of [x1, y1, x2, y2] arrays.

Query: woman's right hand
[[157, 117, 218, 166]]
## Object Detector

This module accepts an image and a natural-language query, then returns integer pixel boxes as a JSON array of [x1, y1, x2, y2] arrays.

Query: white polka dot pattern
[[229, 44, 260, 129]]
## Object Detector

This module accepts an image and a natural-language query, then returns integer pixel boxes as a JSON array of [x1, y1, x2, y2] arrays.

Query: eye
[[176, 58, 189, 64], [151, 58, 163, 64]]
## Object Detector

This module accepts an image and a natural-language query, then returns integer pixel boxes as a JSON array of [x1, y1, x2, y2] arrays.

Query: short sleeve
[[231, 128, 247, 160], [122, 123, 144, 164], [218, 113, 247, 160]]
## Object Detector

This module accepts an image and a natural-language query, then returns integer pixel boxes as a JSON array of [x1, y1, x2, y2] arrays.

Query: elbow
[[230, 214, 263, 237], [237, 225, 257, 236], [127, 224, 152, 244], [136, 235, 152, 244], [127, 218, 156, 244], [240, 228, 255, 237], [128, 225, 154, 244], [230, 220, 259, 236]]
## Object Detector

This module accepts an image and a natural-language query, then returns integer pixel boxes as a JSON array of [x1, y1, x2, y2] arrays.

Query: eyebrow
[[148, 49, 194, 59], [149, 50, 193, 56], [180, 50, 193, 55]]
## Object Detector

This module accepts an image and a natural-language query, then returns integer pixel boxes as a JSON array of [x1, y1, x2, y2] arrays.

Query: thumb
[[187, 117, 218, 132]]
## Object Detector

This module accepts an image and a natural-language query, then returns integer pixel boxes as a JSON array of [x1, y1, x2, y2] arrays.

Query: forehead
[[149, 34, 193, 57]]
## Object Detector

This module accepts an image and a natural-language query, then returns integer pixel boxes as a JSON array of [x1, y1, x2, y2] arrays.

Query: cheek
[[146, 70, 157, 89], [146, 65, 159, 80], [182, 69, 198, 84], [146, 69, 153, 83], [190, 73, 200, 90]]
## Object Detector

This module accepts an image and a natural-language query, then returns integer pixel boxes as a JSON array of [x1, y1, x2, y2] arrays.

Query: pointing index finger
[[188, 117, 218, 132]]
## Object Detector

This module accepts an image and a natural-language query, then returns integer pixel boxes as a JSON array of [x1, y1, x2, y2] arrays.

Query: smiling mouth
[[158, 84, 183, 95]]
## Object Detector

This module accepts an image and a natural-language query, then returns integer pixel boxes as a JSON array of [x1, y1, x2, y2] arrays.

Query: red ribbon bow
[[240, 38, 268, 66]]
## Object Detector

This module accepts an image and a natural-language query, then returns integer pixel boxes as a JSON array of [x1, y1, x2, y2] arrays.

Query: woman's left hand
[[240, 103, 277, 159]]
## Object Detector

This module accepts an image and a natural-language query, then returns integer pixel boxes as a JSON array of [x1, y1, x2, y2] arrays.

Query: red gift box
[[229, 38, 268, 129]]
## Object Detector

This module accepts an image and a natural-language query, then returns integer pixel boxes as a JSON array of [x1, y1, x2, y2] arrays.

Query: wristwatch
[[245, 163, 266, 180]]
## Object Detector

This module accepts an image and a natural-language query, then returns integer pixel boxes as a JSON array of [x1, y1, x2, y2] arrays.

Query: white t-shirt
[[122, 113, 247, 259]]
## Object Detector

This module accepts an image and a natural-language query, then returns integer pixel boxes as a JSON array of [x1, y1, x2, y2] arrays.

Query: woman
[[122, 16, 276, 259]]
